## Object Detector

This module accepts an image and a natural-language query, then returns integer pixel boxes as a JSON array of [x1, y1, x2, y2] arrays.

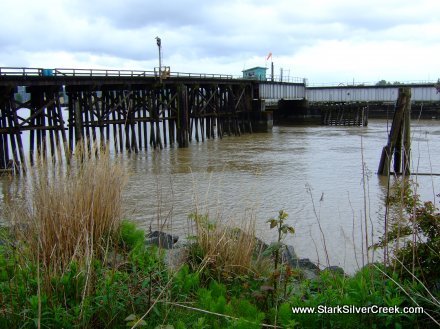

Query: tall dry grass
[[191, 213, 261, 277], [8, 145, 126, 277]]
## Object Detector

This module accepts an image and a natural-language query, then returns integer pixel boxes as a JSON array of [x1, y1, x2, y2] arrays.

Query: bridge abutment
[[251, 99, 273, 132]]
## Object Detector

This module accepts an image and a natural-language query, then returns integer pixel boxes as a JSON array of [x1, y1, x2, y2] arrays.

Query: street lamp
[[155, 36, 162, 82]]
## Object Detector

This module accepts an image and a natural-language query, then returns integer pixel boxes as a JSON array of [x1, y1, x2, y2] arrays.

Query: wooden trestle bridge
[[0, 68, 259, 171], [3, 67, 437, 171]]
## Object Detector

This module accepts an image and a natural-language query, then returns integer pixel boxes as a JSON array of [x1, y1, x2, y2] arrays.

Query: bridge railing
[[1, 67, 306, 82], [53, 68, 157, 77], [169, 71, 233, 79], [0, 67, 158, 77], [306, 80, 437, 87], [266, 75, 306, 84], [235, 74, 306, 84], [0, 67, 42, 76], [0, 67, 234, 80]]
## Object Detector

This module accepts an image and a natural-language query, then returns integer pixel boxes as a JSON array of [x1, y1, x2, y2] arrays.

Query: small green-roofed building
[[242, 67, 267, 80]]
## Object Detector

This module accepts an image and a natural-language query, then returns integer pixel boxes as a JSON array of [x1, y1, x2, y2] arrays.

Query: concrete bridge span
[[306, 84, 440, 103]]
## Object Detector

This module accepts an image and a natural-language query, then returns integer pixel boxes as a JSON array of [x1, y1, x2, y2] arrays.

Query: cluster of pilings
[[319, 103, 369, 126], [0, 80, 254, 171]]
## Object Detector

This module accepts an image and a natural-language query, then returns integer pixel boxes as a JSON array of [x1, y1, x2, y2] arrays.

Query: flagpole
[[271, 61, 274, 82], [266, 52, 273, 81]]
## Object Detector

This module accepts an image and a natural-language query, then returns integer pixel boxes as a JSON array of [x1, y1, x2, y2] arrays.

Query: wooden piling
[[403, 99, 411, 175], [55, 93, 70, 163], [378, 87, 411, 176], [177, 84, 189, 147], [135, 91, 142, 150], [0, 108, 9, 169], [10, 93, 26, 168], [142, 90, 149, 149], [129, 91, 139, 153], [67, 91, 74, 155], [73, 94, 84, 150], [46, 93, 56, 161], [116, 92, 124, 152], [0, 107, 7, 169], [110, 92, 119, 153]]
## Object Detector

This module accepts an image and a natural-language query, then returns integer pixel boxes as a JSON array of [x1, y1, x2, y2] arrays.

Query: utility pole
[[155, 36, 162, 83]]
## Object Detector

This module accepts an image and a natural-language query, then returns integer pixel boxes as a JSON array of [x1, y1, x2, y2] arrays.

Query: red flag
[[266, 52, 272, 60]]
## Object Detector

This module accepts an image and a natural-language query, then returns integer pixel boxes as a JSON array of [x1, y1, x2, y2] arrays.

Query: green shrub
[[173, 264, 200, 296], [287, 265, 424, 328], [120, 220, 146, 250]]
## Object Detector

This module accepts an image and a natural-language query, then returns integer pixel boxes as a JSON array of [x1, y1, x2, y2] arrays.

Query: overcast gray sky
[[1, 0, 439, 84]]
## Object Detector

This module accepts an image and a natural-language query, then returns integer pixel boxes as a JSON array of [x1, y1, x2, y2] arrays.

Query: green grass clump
[[120, 220, 146, 250]]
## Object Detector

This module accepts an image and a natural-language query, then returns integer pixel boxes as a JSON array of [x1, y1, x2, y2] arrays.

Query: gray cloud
[[0, 0, 439, 82], [66, 0, 211, 29]]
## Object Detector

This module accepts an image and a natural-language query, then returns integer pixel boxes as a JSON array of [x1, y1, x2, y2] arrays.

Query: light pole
[[155, 36, 162, 83], [154, 36, 164, 148]]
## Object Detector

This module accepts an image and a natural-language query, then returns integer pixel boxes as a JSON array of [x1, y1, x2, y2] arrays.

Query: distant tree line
[[375, 80, 402, 86]]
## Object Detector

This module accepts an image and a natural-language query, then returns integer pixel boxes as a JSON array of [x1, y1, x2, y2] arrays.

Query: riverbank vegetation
[[0, 152, 439, 328]]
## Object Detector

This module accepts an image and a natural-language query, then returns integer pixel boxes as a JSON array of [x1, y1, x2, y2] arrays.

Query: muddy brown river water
[[2, 119, 439, 273]]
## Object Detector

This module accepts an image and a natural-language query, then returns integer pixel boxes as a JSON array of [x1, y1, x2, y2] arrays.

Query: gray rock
[[165, 247, 187, 271], [145, 231, 179, 249], [292, 259, 320, 280], [278, 246, 321, 280], [323, 266, 345, 276], [105, 251, 127, 269], [282, 245, 298, 265], [300, 268, 319, 280], [254, 236, 269, 254], [298, 258, 320, 271], [229, 230, 268, 256]]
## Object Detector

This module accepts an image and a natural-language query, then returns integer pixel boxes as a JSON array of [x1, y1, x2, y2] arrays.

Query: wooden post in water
[[0, 88, 11, 170], [73, 93, 84, 150], [10, 90, 26, 169], [54, 90, 70, 163], [177, 84, 189, 147], [403, 99, 411, 175], [155, 88, 163, 149], [0, 107, 9, 170], [378, 87, 411, 176]]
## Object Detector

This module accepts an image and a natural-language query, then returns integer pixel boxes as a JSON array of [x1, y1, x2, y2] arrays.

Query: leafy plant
[[374, 180, 440, 287], [267, 210, 295, 273], [265, 210, 295, 311], [125, 313, 147, 328]]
